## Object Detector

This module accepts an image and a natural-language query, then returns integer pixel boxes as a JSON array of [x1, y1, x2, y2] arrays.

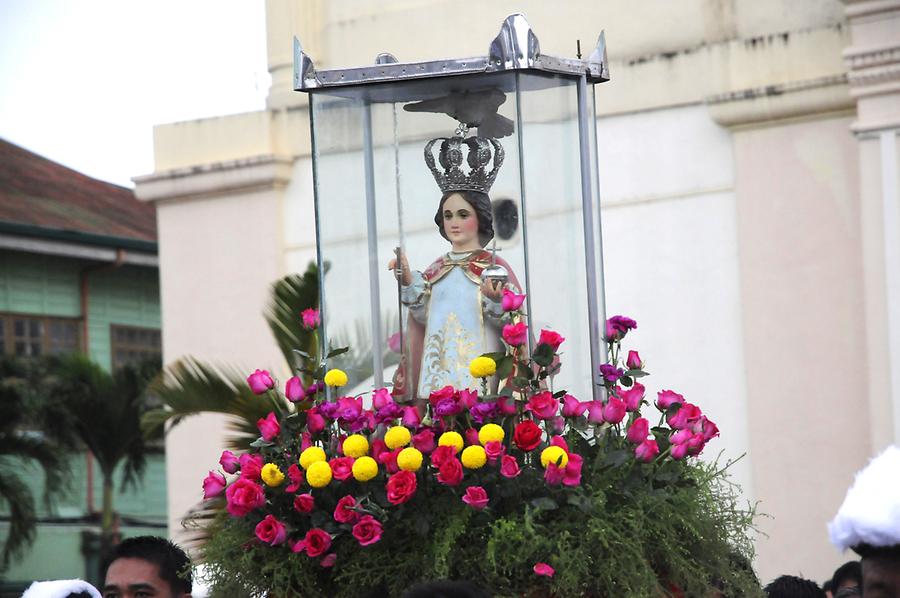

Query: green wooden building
[[0, 138, 166, 592]]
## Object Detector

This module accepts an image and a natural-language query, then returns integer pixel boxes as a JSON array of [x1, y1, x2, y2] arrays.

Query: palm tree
[[0, 356, 67, 571]]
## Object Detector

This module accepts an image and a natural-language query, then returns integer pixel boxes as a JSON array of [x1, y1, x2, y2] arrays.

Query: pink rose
[[538, 329, 565, 351], [497, 396, 517, 416], [620, 382, 645, 412], [202, 471, 226, 499], [534, 563, 555, 577], [301, 431, 313, 451], [563, 453, 583, 487], [656, 389, 684, 411], [285, 376, 306, 402], [437, 458, 463, 486], [303, 528, 332, 558], [626, 350, 643, 370], [484, 441, 505, 463], [501, 289, 526, 312], [561, 394, 587, 418], [602, 397, 626, 424], [502, 322, 528, 346], [306, 408, 326, 434], [386, 470, 417, 505], [458, 389, 479, 409], [412, 429, 435, 453], [285, 464, 304, 493], [500, 455, 521, 478], [387, 331, 402, 354], [402, 406, 422, 428], [694, 416, 720, 442], [550, 435, 569, 452], [464, 427, 480, 447], [294, 493, 314, 513], [667, 402, 701, 430], [527, 391, 558, 420], [352, 515, 383, 546], [334, 495, 360, 523], [320, 553, 337, 567], [635, 438, 660, 463], [462, 486, 489, 510], [372, 387, 391, 410], [671, 442, 690, 460], [301, 308, 320, 330], [239, 454, 264, 480], [670, 428, 693, 445], [254, 514, 286, 546], [247, 369, 274, 394], [257, 411, 280, 442], [219, 450, 239, 474], [377, 448, 400, 474], [225, 478, 265, 517], [544, 463, 565, 486], [626, 418, 650, 444], [330, 457, 355, 481], [586, 400, 605, 423]]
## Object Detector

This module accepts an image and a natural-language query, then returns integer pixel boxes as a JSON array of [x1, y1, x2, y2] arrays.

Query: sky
[[0, 0, 270, 187]]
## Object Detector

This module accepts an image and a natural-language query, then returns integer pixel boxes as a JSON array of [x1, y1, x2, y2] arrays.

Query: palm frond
[[0, 432, 67, 510], [0, 461, 37, 570], [265, 264, 320, 373]]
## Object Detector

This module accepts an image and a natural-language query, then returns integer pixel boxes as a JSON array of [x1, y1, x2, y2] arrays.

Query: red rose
[[428, 385, 456, 406], [238, 453, 264, 480], [513, 420, 543, 451], [303, 528, 332, 558], [224, 478, 265, 517], [330, 457, 355, 481], [378, 449, 400, 474], [430, 445, 456, 468], [285, 464, 304, 493], [293, 493, 315, 514], [538, 329, 565, 351], [437, 458, 463, 486], [351, 515, 383, 546], [386, 470, 417, 505], [333, 495, 359, 523]]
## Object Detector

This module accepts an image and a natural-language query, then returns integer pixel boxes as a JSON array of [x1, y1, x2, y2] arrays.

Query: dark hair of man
[[400, 579, 491, 598], [66, 593, 95, 598], [434, 190, 495, 248], [764, 575, 825, 598], [102, 535, 192, 594], [831, 560, 862, 592]]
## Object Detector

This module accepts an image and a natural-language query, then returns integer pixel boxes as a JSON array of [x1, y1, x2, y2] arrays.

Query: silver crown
[[424, 135, 504, 195]]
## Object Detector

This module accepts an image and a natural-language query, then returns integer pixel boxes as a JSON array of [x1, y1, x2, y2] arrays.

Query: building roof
[[0, 138, 157, 246]]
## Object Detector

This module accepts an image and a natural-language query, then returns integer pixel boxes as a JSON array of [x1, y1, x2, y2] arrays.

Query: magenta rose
[[502, 322, 528, 346], [563, 453, 583, 487], [285, 464, 304, 493], [371, 387, 391, 410], [534, 563, 555, 577], [458, 389, 478, 409], [561, 394, 587, 418], [202, 471, 226, 499], [656, 389, 684, 411], [605, 315, 637, 341], [527, 391, 558, 420], [239, 453, 264, 480], [294, 493, 315, 514], [225, 478, 265, 517], [412, 429, 435, 453], [501, 289, 526, 312], [635, 438, 660, 463], [671, 442, 690, 460], [301, 308, 320, 330], [352, 515, 383, 546], [667, 402, 701, 430], [219, 450, 239, 474], [538, 329, 565, 351], [626, 417, 650, 444], [334, 495, 360, 524], [320, 553, 337, 568], [402, 406, 422, 428], [620, 383, 645, 412], [377, 448, 400, 474], [462, 486, 489, 510], [586, 400, 604, 423], [254, 514, 287, 546], [602, 396, 627, 424], [387, 331, 402, 354], [428, 385, 456, 405], [626, 350, 643, 370], [544, 463, 565, 486], [497, 396, 517, 416], [484, 441, 505, 463], [256, 411, 280, 442], [303, 528, 332, 558], [437, 458, 463, 486], [500, 455, 521, 478], [465, 427, 480, 447], [513, 420, 543, 451], [694, 416, 720, 442], [599, 363, 623, 383], [285, 376, 306, 402], [306, 407, 326, 434], [247, 369, 274, 394], [386, 471, 417, 505]]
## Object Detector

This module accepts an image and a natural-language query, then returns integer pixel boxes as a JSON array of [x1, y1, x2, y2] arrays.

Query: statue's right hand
[[388, 247, 412, 286]]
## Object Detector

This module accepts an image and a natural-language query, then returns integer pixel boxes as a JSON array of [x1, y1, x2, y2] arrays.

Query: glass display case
[[296, 14, 610, 402]]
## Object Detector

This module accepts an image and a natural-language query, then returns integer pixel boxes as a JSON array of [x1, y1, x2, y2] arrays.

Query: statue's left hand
[[481, 278, 503, 302]]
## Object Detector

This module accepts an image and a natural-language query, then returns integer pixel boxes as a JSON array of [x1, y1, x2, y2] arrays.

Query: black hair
[[103, 535, 192, 595], [764, 575, 825, 598], [434, 190, 494, 248], [401, 579, 491, 598], [830, 560, 862, 592], [65, 593, 95, 598]]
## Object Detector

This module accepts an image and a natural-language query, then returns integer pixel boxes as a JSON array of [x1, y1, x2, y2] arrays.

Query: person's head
[[400, 579, 491, 598], [102, 536, 192, 598], [434, 190, 494, 250], [764, 575, 825, 598], [830, 560, 862, 596], [857, 544, 900, 598]]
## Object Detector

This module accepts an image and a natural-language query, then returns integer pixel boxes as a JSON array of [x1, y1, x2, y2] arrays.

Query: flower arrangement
[[196, 303, 761, 597]]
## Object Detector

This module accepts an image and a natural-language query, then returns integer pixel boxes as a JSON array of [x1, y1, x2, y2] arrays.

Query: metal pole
[[514, 74, 535, 356], [576, 74, 603, 401], [362, 102, 385, 388], [590, 84, 609, 371], [308, 95, 330, 397]]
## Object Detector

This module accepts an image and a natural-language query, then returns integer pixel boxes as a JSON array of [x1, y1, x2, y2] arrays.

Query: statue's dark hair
[[434, 190, 494, 248], [102, 535, 192, 595]]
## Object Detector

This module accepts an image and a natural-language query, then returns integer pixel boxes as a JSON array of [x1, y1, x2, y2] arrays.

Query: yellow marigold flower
[[299, 446, 327, 470], [260, 463, 285, 487], [461, 445, 487, 469], [323, 368, 348, 387], [306, 460, 333, 488], [478, 423, 505, 445], [352, 456, 378, 482], [384, 426, 411, 450], [342, 434, 369, 458], [397, 447, 423, 472], [540, 445, 569, 469], [469, 356, 497, 378], [438, 431, 464, 454]]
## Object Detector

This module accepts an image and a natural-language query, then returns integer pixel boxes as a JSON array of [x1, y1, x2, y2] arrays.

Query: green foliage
[[266, 262, 320, 375]]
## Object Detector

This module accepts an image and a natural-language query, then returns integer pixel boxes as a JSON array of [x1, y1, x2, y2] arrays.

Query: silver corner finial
[[488, 13, 541, 70], [294, 36, 319, 91], [588, 31, 610, 82], [374, 53, 399, 65]]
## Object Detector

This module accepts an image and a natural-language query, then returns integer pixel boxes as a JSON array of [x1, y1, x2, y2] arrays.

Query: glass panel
[[29, 319, 41, 337], [14, 319, 25, 336], [15, 341, 27, 356]]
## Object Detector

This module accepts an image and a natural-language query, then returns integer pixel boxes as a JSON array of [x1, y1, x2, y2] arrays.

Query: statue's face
[[441, 193, 480, 250]]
